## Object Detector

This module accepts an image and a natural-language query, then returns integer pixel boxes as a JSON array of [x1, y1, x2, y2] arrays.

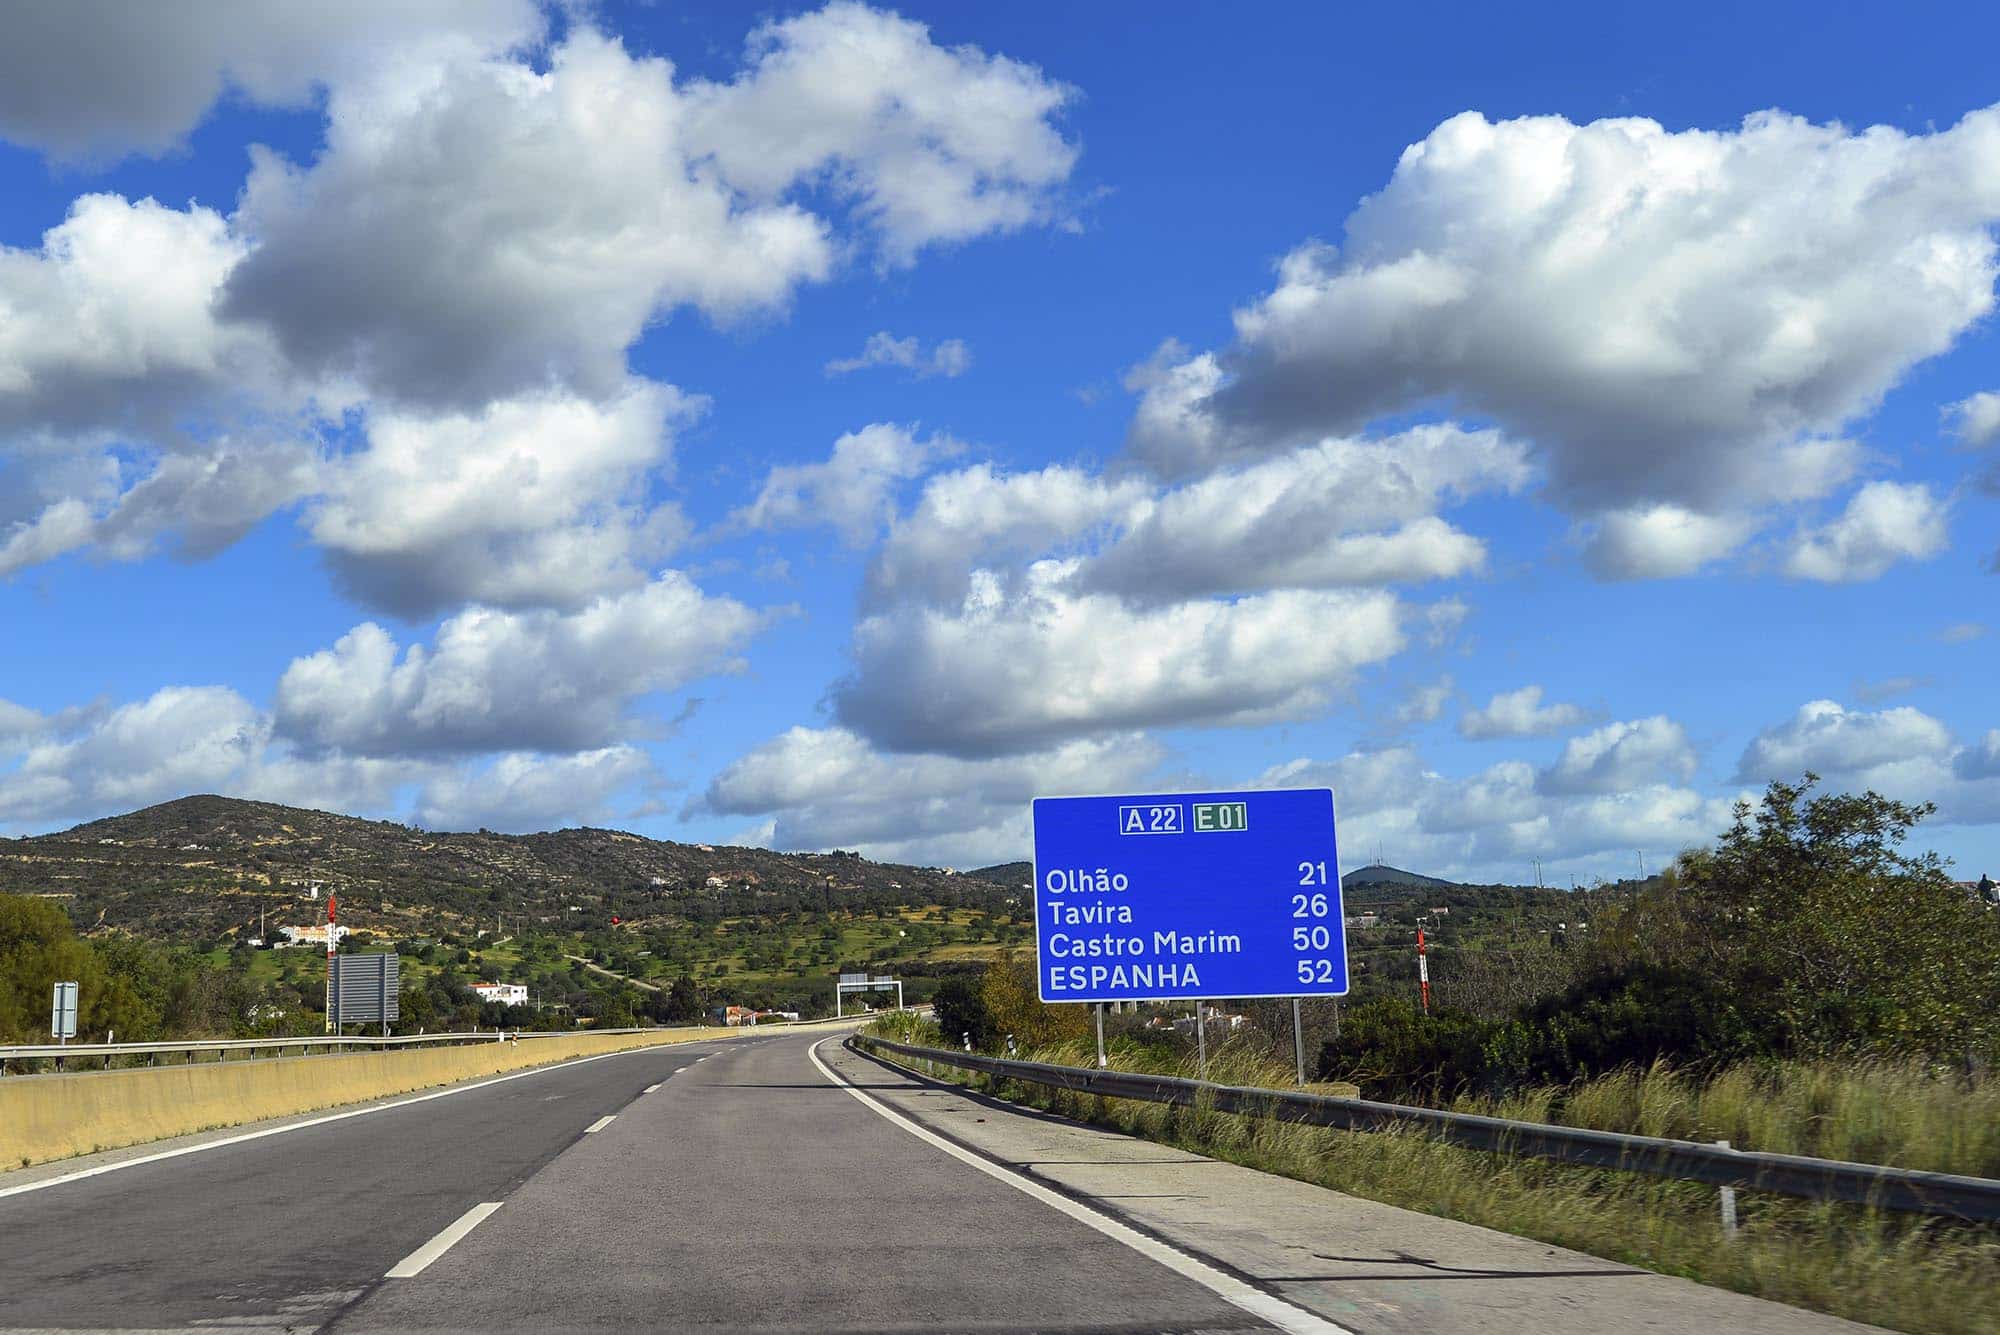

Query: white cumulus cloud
[[1946, 391, 2000, 449], [833, 565, 1408, 756], [275, 574, 770, 757], [1737, 699, 1955, 783], [735, 424, 958, 547], [0, 686, 269, 823], [687, 2, 1078, 265], [1459, 685, 1591, 740], [1782, 481, 1950, 582], [701, 725, 1163, 863], [825, 332, 972, 378], [0, 0, 542, 161], [1582, 505, 1758, 579], [413, 748, 653, 833], [309, 382, 698, 617], [1074, 426, 1528, 603], [1538, 717, 1698, 795], [1128, 104, 2000, 574]]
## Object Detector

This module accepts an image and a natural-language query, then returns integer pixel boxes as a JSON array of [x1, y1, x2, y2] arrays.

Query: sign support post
[[1094, 1003, 1107, 1069], [1195, 1000, 1207, 1080], [1292, 998, 1306, 1085]]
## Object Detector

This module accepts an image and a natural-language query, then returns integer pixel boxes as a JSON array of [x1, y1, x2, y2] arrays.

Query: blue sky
[[2, 1, 1997, 884]]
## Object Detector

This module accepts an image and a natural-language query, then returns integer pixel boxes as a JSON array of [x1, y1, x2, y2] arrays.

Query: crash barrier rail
[[0, 1008, 877, 1075], [850, 1033, 2000, 1224], [0, 1029, 642, 1074]]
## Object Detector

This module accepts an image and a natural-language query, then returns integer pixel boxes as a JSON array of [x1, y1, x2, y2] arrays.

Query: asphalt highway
[[0, 1029, 1276, 1334], [0, 1027, 1880, 1334]]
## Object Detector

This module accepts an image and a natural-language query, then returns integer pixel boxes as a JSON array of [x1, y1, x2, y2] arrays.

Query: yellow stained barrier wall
[[1, 1028, 713, 1170]]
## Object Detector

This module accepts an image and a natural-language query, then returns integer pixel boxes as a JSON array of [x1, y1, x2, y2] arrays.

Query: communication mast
[[1416, 913, 1433, 1015], [324, 888, 337, 1034]]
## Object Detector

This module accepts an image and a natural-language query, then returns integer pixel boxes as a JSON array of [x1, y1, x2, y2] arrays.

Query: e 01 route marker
[[1031, 787, 1348, 1003]]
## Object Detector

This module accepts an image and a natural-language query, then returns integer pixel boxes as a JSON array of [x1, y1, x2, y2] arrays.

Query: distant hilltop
[[0, 794, 1015, 941], [1340, 863, 1459, 892]]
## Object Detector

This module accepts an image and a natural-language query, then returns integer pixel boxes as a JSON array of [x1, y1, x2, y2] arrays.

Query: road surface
[[0, 1026, 1884, 1333]]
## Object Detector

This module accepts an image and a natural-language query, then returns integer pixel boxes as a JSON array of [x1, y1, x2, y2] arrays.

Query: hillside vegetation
[[0, 795, 1025, 943]]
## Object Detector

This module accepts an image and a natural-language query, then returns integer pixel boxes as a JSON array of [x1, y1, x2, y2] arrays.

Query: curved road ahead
[[0, 1026, 1881, 1334]]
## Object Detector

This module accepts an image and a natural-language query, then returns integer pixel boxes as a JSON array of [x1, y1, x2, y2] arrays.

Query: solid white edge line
[[0, 1041, 716, 1202], [385, 1201, 503, 1278], [583, 1115, 616, 1133], [808, 1038, 1352, 1335]]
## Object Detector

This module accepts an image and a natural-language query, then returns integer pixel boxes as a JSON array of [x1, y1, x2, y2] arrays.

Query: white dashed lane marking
[[386, 1202, 503, 1278]]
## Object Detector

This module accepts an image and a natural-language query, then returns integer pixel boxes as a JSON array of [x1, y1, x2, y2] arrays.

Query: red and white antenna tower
[[323, 888, 337, 1034], [1416, 915, 1432, 1016]]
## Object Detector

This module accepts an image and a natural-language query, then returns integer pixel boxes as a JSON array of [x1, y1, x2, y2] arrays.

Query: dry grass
[[869, 1019, 2000, 1335], [1479, 1059, 2000, 1178]]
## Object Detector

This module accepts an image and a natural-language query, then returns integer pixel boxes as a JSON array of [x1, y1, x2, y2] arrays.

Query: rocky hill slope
[[1, 795, 1011, 942]]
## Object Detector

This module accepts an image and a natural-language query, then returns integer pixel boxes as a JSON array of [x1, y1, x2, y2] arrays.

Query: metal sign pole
[[1095, 1003, 1107, 1068], [1292, 997, 1306, 1086], [1195, 999, 1207, 1080]]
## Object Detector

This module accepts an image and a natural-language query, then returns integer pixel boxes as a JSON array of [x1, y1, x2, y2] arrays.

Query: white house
[[471, 982, 529, 1006], [276, 923, 348, 948]]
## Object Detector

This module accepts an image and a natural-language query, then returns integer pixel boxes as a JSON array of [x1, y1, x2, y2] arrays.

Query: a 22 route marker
[[1032, 787, 1348, 1004]]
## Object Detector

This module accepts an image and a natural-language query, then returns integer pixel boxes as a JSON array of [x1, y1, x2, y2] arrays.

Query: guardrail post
[[1717, 1140, 1738, 1238]]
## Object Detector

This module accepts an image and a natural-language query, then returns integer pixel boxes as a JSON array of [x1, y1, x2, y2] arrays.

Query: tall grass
[[1475, 1059, 2000, 1178], [868, 1019, 2000, 1335]]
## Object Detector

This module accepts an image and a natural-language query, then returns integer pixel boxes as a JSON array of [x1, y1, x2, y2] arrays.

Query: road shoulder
[[822, 1038, 1889, 1335]]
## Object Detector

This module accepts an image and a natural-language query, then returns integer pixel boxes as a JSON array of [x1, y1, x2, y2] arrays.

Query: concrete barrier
[[0, 1027, 712, 1170]]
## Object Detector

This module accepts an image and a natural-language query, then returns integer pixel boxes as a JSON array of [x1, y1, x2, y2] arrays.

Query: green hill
[[1341, 862, 1458, 892], [2, 795, 1020, 944]]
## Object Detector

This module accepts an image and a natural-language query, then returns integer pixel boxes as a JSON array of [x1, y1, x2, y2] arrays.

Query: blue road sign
[[1031, 787, 1347, 1003]]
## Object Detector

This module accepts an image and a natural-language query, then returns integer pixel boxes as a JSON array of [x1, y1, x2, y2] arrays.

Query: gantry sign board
[[1031, 787, 1348, 1003]]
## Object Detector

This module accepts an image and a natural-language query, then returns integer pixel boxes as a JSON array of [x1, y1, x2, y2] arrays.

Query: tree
[[931, 975, 992, 1049], [661, 975, 702, 1024], [980, 957, 1089, 1049], [1589, 776, 2000, 1061], [0, 894, 153, 1042]]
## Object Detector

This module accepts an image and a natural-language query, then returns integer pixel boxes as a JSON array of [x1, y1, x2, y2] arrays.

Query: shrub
[[931, 975, 992, 1049]]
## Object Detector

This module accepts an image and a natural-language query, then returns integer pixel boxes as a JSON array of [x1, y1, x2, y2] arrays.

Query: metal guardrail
[[0, 1007, 882, 1074], [851, 1033, 2000, 1224], [0, 1028, 650, 1073]]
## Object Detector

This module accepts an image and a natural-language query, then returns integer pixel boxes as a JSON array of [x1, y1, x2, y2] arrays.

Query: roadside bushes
[[930, 958, 1091, 1052], [1324, 965, 1784, 1100], [1317, 997, 1496, 1098], [931, 975, 991, 1049], [1323, 778, 2000, 1099], [1586, 777, 2000, 1064]]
